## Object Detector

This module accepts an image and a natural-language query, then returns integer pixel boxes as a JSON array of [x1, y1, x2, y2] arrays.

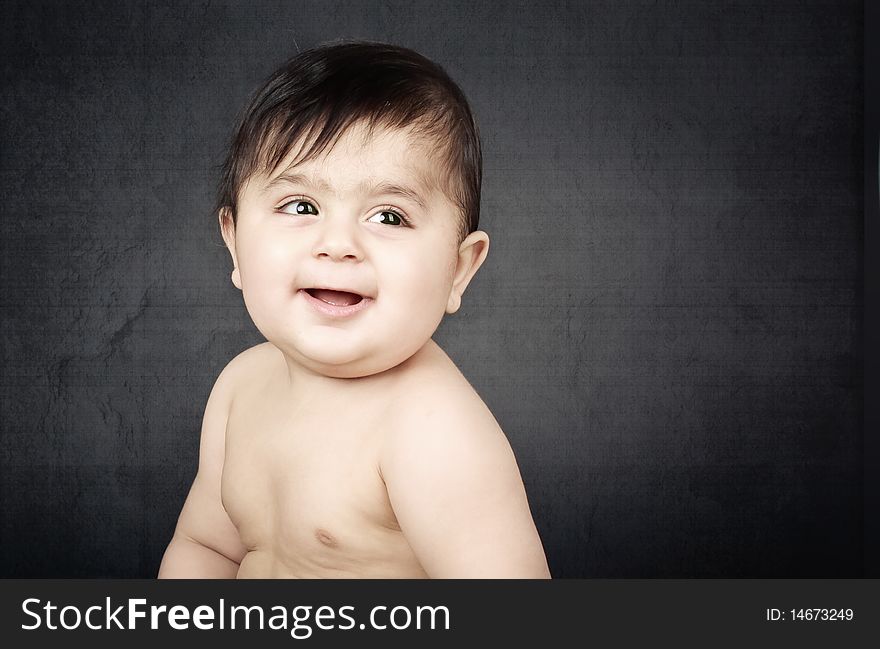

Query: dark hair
[[216, 40, 482, 242]]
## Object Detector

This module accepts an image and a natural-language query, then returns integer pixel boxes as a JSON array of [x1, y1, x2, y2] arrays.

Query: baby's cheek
[[415, 271, 454, 317], [244, 238, 294, 281], [260, 237, 297, 268]]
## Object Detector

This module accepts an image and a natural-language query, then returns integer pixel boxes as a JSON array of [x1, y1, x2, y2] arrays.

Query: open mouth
[[304, 288, 365, 307]]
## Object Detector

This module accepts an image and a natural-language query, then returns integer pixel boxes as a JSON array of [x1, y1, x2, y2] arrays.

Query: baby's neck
[[275, 338, 440, 403]]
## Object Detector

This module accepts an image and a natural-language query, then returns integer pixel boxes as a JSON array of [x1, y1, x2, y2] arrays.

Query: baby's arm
[[158, 360, 247, 578], [380, 388, 551, 578]]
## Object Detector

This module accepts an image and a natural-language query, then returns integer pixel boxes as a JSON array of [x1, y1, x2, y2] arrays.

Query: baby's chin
[[277, 338, 423, 380]]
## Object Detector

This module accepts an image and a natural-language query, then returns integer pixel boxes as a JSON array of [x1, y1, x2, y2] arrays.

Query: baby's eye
[[367, 210, 407, 226], [279, 199, 318, 216]]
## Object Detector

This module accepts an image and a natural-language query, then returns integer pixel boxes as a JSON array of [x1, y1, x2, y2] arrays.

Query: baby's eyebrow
[[367, 180, 430, 211], [262, 172, 430, 211], [262, 172, 330, 194]]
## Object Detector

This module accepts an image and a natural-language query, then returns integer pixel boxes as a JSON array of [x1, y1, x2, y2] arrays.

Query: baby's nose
[[311, 217, 363, 261]]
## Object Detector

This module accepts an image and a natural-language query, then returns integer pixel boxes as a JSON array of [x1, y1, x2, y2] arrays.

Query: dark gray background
[[0, 0, 865, 577]]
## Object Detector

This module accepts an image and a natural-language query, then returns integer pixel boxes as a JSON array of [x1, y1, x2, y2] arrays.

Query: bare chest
[[220, 391, 425, 577]]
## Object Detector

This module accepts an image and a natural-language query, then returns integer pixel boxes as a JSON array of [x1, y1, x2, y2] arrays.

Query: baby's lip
[[300, 285, 374, 299]]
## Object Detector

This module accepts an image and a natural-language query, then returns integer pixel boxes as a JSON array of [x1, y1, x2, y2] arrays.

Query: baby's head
[[217, 41, 490, 379]]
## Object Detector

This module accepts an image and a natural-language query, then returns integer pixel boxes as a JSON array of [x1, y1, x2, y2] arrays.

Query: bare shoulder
[[214, 341, 281, 401], [379, 341, 514, 477], [220, 341, 280, 380], [387, 344, 506, 444], [200, 342, 278, 456], [377, 341, 550, 577]]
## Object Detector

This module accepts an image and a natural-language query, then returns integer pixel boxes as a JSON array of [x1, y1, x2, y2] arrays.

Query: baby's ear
[[446, 231, 490, 314], [218, 207, 241, 290]]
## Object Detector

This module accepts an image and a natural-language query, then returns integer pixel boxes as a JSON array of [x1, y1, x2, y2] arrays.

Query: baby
[[158, 41, 550, 578]]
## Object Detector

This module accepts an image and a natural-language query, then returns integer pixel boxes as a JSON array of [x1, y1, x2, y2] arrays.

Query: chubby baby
[[158, 40, 550, 578]]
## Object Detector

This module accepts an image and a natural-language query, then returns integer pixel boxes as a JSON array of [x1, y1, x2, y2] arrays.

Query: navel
[[315, 528, 338, 547]]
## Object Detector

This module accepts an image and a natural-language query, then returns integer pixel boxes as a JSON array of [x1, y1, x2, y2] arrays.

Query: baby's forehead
[[260, 125, 451, 200]]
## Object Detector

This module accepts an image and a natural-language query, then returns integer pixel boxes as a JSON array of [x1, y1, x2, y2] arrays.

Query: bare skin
[[159, 122, 550, 578], [225, 340, 428, 578], [159, 338, 550, 578]]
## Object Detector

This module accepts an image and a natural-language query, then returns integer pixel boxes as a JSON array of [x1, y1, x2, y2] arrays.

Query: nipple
[[315, 528, 338, 547]]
